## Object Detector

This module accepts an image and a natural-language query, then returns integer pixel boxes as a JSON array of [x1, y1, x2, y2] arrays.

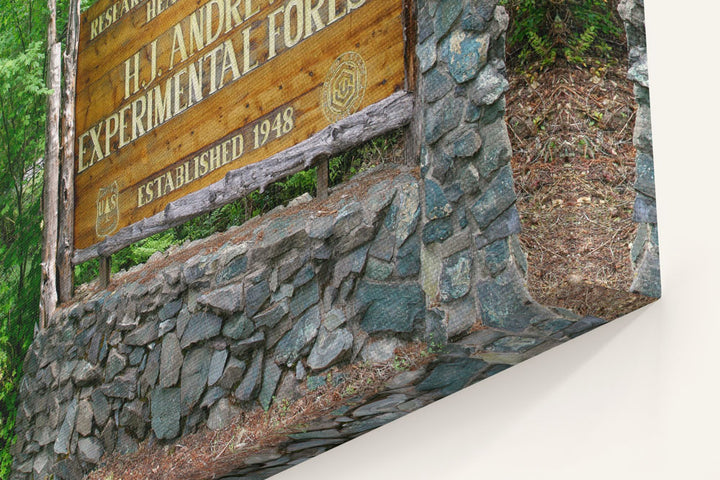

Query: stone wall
[[10, 2, 650, 478], [619, 0, 661, 298], [10, 167, 430, 480], [415, 0, 559, 339]]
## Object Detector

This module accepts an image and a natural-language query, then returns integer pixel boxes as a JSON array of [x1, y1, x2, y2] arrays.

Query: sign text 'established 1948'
[[74, 0, 406, 251]]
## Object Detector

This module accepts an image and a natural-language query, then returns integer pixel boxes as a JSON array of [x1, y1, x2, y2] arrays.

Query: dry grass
[[86, 345, 434, 480], [508, 64, 655, 318]]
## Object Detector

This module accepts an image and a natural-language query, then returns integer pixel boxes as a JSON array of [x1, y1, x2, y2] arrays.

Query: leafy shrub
[[502, 0, 624, 69]]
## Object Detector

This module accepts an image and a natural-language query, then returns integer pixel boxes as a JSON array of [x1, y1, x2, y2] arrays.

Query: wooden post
[[316, 157, 330, 200], [58, 0, 81, 303], [403, 0, 420, 166], [40, 0, 62, 328], [98, 256, 111, 289]]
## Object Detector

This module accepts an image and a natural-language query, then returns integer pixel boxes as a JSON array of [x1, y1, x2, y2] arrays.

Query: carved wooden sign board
[[74, 0, 406, 252]]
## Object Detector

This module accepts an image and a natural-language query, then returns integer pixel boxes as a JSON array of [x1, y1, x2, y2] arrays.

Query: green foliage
[[502, 0, 624, 70], [0, 0, 52, 474]]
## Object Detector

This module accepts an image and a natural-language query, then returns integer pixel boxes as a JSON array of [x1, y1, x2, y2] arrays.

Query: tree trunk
[[58, 0, 81, 303], [40, 0, 61, 328]]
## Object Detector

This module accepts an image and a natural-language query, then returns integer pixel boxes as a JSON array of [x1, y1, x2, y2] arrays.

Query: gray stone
[[425, 179, 453, 220], [102, 368, 138, 399], [486, 336, 544, 353], [440, 250, 472, 302], [633, 193, 657, 224], [352, 394, 408, 417], [307, 328, 353, 371], [360, 337, 399, 364], [140, 347, 160, 396], [245, 279, 271, 318], [484, 238, 510, 276], [422, 217, 454, 244], [357, 282, 425, 333], [208, 398, 240, 430], [159, 299, 183, 321], [116, 427, 138, 455], [561, 316, 608, 339], [293, 264, 315, 288], [160, 333, 183, 388], [634, 152, 655, 198], [424, 94, 464, 145], [198, 284, 245, 314], [470, 164, 516, 229], [423, 68, 454, 103], [54, 457, 84, 480], [476, 267, 553, 332], [72, 360, 101, 386], [323, 308, 346, 331], [395, 234, 421, 278], [104, 349, 127, 381], [286, 438, 344, 453], [417, 38, 437, 73], [54, 398, 77, 454], [208, 349, 228, 386], [417, 357, 488, 396], [533, 318, 573, 335], [434, 0, 463, 39], [445, 296, 478, 338], [333, 202, 363, 238], [289, 280, 319, 318], [630, 247, 661, 298], [119, 399, 146, 438], [259, 361, 282, 410], [391, 180, 421, 248], [365, 257, 394, 281], [340, 412, 405, 436], [218, 357, 247, 390], [474, 206, 522, 250], [125, 320, 158, 346], [200, 386, 226, 409], [368, 225, 395, 261], [254, 301, 289, 329], [230, 331, 265, 357], [180, 312, 222, 349], [216, 253, 248, 284], [440, 31, 489, 83], [468, 61, 509, 106], [385, 368, 426, 390], [222, 314, 254, 340], [454, 130, 483, 159], [333, 246, 370, 287], [288, 428, 342, 441], [275, 306, 321, 365], [180, 347, 212, 413], [75, 400, 93, 436], [234, 349, 263, 402], [151, 388, 181, 440], [91, 390, 111, 427]]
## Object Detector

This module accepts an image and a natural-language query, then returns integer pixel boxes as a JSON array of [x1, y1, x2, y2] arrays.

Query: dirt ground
[[507, 64, 655, 319]]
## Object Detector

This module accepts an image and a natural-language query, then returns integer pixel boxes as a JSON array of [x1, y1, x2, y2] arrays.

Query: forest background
[[0, 0, 625, 477]]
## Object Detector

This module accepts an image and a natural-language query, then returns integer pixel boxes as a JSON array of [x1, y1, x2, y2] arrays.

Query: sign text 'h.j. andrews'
[[74, 0, 406, 251]]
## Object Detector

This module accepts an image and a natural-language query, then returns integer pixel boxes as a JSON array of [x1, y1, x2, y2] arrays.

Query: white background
[[273, 1, 720, 478]]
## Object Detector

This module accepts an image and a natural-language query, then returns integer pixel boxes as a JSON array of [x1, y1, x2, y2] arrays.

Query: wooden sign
[[74, 0, 406, 251]]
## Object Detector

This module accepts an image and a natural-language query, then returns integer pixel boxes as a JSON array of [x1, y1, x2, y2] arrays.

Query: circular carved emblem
[[321, 52, 367, 123]]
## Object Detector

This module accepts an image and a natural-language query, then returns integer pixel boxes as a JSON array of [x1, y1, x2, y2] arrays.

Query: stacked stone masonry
[[11, 167, 432, 480], [10, 1, 648, 478], [416, 0, 559, 338], [619, 0, 661, 298]]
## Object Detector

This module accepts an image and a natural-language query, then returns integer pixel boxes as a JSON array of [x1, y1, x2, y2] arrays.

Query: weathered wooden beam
[[73, 91, 414, 265], [403, 0, 421, 167], [316, 157, 329, 200], [40, 0, 62, 328], [98, 256, 111, 289], [58, 0, 81, 303]]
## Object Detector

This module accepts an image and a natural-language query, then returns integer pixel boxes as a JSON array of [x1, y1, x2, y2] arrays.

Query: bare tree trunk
[[40, 0, 61, 328], [58, 0, 81, 303]]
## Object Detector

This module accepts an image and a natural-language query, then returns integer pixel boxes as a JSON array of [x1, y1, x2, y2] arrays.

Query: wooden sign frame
[[71, 0, 418, 266]]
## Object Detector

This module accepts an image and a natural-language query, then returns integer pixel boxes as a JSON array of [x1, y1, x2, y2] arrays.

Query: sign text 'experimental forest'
[[74, 0, 406, 251]]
